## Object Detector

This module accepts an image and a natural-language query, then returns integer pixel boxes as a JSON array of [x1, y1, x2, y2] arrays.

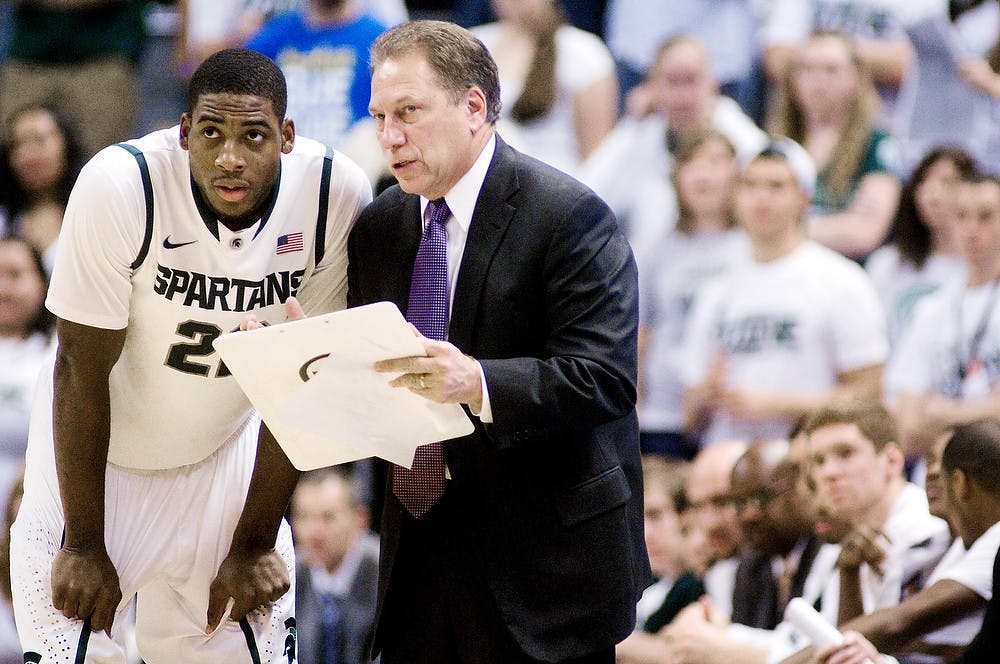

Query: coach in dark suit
[[352, 19, 650, 664]]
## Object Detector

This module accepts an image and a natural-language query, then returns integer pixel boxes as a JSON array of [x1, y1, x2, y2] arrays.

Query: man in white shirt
[[682, 139, 887, 447], [888, 173, 1000, 468], [291, 468, 379, 664], [662, 398, 949, 664], [813, 417, 1000, 664]]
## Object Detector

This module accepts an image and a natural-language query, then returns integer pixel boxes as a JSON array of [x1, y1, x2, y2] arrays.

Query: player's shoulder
[[73, 127, 181, 197], [285, 136, 371, 196]]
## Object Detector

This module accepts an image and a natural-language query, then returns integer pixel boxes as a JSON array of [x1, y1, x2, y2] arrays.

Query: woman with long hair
[[0, 104, 85, 272], [638, 130, 749, 458], [866, 146, 976, 345], [472, 0, 618, 175], [768, 31, 902, 262]]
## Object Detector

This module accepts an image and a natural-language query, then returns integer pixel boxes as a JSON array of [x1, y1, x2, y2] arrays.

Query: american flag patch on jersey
[[276, 232, 303, 255]]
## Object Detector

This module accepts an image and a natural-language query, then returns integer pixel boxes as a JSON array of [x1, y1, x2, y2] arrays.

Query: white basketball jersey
[[46, 127, 371, 469]]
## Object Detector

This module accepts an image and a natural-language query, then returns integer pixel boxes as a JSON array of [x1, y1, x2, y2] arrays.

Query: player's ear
[[280, 119, 295, 154], [179, 114, 191, 150]]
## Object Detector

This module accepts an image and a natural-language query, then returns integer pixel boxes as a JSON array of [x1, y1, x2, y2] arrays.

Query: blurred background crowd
[[2, 0, 1000, 662]]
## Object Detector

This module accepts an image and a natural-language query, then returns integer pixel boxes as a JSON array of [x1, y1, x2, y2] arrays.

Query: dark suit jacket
[[295, 539, 380, 664], [347, 136, 651, 661]]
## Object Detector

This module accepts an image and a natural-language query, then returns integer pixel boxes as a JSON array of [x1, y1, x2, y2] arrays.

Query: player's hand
[[239, 296, 306, 331], [374, 334, 483, 411], [814, 630, 880, 664], [51, 545, 122, 636], [836, 525, 888, 572], [206, 547, 290, 633]]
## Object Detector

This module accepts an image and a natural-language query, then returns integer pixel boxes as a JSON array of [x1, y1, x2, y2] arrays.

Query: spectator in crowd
[[893, 0, 999, 173], [0, 104, 85, 272], [616, 456, 704, 664], [811, 423, 996, 663], [814, 418, 1000, 664], [661, 435, 824, 663], [0, 0, 145, 159], [958, 16, 1000, 177], [0, 237, 53, 511], [580, 33, 767, 254], [805, 400, 949, 628], [760, 0, 913, 128], [729, 438, 821, 629], [637, 130, 749, 458], [471, 0, 619, 176], [887, 172, 1000, 470], [684, 439, 746, 619], [681, 139, 887, 447], [246, 0, 388, 149], [866, 146, 975, 347], [602, 0, 760, 114], [664, 399, 948, 664], [767, 31, 902, 262], [290, 468, 379, 664]]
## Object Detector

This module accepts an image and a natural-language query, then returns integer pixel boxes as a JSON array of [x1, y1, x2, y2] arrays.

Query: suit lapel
[[387, 194, 423, 312], [448, 136, 519, 351]]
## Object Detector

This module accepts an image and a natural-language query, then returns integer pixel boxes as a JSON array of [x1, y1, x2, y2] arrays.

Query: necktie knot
[[427, 198, 450, 229]]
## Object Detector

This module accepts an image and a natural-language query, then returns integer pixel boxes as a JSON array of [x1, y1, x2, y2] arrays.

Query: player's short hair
[[187, 48, 287, 119], [370, 20, 501, 124], [943, 419, 1000, 496], [802, 397, 898, 453]]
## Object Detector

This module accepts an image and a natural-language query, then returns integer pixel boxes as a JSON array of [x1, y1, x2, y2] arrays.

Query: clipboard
[[212, 301, 475, 470]]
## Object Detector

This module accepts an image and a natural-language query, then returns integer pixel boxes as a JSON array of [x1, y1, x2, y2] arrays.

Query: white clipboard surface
[[213, 301, 475, 470]]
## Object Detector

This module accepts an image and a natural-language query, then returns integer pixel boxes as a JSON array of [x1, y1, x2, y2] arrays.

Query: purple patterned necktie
[[393, 198, 450, 517]]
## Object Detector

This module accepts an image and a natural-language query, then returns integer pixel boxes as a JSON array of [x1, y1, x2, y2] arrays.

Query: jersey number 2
[[165, 320, 232, 378]]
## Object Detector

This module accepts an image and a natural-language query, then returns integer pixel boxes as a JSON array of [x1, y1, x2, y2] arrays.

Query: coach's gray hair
[[370, 20, 502, 124]]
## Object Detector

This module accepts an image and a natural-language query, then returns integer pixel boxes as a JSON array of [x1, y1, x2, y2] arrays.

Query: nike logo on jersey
[[163, 236, 197, 249]]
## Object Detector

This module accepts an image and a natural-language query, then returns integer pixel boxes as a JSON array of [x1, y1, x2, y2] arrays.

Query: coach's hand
[[51, 545, 122, 636], [207, 547, 290, 633]]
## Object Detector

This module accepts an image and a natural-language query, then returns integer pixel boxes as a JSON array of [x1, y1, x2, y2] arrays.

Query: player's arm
[[840, 579, 984, 654], [208, 298, 306, 631], [51, 318, 127, 635], [207, 423, 300, 631]]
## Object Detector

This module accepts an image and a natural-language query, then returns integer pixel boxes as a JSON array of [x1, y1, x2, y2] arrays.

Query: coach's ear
[[179, 114, 191, 150]]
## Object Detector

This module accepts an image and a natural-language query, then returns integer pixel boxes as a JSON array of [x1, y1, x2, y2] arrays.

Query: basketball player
[[10, 48, 371, 663]]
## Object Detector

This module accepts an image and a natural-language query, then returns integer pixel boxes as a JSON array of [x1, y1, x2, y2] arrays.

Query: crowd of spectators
[[2, 0, 1000, 662]]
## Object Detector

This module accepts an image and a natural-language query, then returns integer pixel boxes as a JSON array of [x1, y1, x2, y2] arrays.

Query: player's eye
[[202, 126, 220, 139]]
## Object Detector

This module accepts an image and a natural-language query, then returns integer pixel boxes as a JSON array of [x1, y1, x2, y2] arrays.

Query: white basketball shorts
[[11, 412, 297, 664]]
